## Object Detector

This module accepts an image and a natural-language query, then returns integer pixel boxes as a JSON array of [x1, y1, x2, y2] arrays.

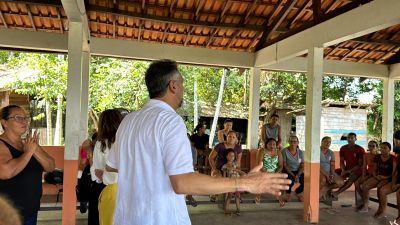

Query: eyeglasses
[[7, 115, 31, 123]]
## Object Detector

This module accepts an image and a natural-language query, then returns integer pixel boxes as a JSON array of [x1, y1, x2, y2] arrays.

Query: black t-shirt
[[190, 133, 209, 150], [0, 140, 43, 216]]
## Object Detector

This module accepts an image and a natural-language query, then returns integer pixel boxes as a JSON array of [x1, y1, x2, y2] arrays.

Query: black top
[[190, 133, 209, 150], [0, 139, 43, 217]]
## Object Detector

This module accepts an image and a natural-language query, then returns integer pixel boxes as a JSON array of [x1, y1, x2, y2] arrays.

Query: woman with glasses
[[0, 105, 55, 225]]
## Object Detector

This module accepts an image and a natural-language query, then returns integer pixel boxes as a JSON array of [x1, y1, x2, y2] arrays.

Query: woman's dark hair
[[97, 109, 123, 152], [265, 138, 277, 146], [368, 140, 378, 147], [381, 142, 392, 150], [227, 130, 238, 138], [270, 114, 279, 119], [193, 124, 204, 133], [0, 105, 20, 120], [224, 119, 233, 124], [145, 59, 180, 99]]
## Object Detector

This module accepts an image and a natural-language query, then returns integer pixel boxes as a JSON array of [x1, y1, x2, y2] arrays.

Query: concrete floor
[[37, 191, 399, 225]]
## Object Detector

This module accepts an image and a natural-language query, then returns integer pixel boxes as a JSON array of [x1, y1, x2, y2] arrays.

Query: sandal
[[279, 199, 285, 208], [254, 195, 261, 205], [210, 195, 216, 202], [235, 210, 241, 216]]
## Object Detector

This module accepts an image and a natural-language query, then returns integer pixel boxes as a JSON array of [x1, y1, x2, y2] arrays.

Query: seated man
[[332, 132, 365, 198], [319, 136, 344, 200]]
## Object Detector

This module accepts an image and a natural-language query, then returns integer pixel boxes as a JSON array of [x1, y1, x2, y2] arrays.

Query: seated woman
[[281, 135, 304, 202], [251, 138, 284, 206], [374, 142, 398, 218], [209, 130, 242, 202], [360, 140, 379, 184], [320, 136, 344, 200]]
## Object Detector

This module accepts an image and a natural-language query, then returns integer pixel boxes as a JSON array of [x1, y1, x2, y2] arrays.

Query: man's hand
[[240, 172, 290, 196]]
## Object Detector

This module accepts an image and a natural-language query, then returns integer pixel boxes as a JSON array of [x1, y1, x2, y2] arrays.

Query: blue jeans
[[287, 170, 304, 194], [23, 212, 38, 225]]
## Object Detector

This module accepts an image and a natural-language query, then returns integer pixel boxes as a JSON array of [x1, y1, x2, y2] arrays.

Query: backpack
[[76, 164, 92, 202]]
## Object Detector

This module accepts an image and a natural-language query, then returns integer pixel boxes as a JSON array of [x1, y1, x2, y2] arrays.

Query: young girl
[[222, 149, 245, 215], [251, 138, 284, 206], [359, 142, 394, 213]]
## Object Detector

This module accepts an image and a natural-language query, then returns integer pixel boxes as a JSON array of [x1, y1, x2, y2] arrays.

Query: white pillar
[[382, 78, 395, 143], [209, 68, 227, 147], [65, 21, 84, 160], [304, 47, 323, 223], [80, 51, 90, 141], [247, 68, 261, 149]]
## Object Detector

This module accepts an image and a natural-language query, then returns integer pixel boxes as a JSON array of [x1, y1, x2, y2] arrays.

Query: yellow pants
[[98, 183, 117, 225]]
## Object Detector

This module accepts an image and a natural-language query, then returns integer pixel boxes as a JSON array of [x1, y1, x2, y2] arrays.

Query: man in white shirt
[[106, 59, 291, 225]]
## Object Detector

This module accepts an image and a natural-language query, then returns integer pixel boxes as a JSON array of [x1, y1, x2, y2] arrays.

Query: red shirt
[[339, 144, 365, 170]]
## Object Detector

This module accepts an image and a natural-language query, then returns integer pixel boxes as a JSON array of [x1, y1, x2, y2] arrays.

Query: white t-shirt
[[91, 141, 118, 185], [107, 99, 194, 225]]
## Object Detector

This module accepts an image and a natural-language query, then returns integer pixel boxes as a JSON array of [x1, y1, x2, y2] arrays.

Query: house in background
[[294, 101, 371, 151]]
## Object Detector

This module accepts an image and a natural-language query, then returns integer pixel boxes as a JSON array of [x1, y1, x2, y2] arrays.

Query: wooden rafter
[[26, 4, 36, 31], [255, 0, 297, 51], [374, 46, 399, 64], [86, 5, 265, 32], [246, 31, 263, 51], [194, 0, 205, 21], [56, 7, 63, 33], [263, 0, 372, 49], [312, 0, 322, 24], [243, 0, 258, 24], [324, 42, 347, 58], [225, 29, 241, 49], [324, 0, 337, 13], [341, 43, 365, 60], [356, 44, 383, 62], [88, 20, 258, 42], [112, 16, 116, 38], [353, 37, 400, 46], [288, 0, 311, 29], [184, 26, 195, 46], [206, 28, 218, 47], [161, 23, 171, 44], [0, 10, 8, 28], [217, 0, 232, 23], [169, 0, 177, 17], [142, 0, 145, 11], [137, 21, 142, 41]]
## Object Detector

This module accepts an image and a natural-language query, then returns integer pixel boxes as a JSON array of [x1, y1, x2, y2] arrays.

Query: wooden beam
[[161, 23, 171, 44], [243, 0, 258, 24], [88, 20, 257, 42], [184, 26, 194, 46], [225, 30, 241, 49], [353, 37, 400, 46], [218, 0, 232, 23], [288, 0, 311, 29], [255, 0, 297, 51], [56, 7, 63, 33], [324, 0, 336, 13], [169, 0, 177, 17], [206, 28, 218, 47], [0, 10, 8, 28], [138, 22, 142, 41], [26, 4, 36, 31], [265, 0, 372, 47], [86, 4, 265, 32], [312, 0, 322, 24], [194, 0, 205, 21]]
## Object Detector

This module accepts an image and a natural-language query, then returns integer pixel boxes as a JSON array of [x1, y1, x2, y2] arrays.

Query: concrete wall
[[296, 107, 368, 151]]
